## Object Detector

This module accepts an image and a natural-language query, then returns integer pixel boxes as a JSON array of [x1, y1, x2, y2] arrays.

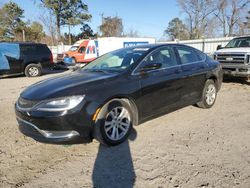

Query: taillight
[[50, 53, 53, 64]]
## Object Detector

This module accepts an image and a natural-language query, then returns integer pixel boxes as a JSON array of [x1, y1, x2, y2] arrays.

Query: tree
[[26, 21, 45, 42], [61, 24, 97, 44], [40, 11, 57, 45], [177, 0, 217, 39], [244, 10, 250, 31], [78, 24, 97, 39], [99, 16, 123, 37], [164, 18, 189, 40], [0, 1, 25, 40], [124, 28, 139, 37], [214, 0, 249, 36], [40, 0, 91, 41]]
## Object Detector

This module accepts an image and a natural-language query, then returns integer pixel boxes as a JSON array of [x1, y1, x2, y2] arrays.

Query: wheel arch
[[207, 74, 218, 90], [100, 95, 139, 126], [23, 61, 42, 71]]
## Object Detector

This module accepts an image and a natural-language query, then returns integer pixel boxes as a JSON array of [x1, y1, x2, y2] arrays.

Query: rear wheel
[[197, 79, 217, 109], [94, 99, 133, 146], [24, 64, 42, 77]]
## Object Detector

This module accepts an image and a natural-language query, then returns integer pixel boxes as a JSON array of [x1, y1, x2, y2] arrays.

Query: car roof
[[126, 43, 187, 50], [0, 41, 46, 45], [233, 36, 250, 39]]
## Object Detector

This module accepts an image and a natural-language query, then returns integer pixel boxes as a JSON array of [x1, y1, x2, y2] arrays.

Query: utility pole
[[68, 24, 72, 45], [22, 30, 25, 42], [99, 13, 104, 36]]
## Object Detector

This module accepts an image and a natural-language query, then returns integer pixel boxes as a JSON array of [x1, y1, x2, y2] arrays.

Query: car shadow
[[223, 77, 250, 86], [92, 128, 137, 188]]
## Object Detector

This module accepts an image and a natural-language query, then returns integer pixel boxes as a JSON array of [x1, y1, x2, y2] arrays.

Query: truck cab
[[214, 36, 250, 78], [62, 40, 98, 64]]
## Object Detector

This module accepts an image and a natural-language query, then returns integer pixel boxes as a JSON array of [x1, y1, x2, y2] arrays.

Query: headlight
[[34, 95, 85, 112]]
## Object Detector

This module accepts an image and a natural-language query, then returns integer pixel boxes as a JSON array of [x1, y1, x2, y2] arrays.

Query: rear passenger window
[[21, 45, 37, 55], [195, 49, 206, 61], [177, 46, 200, 64], [21, 45, 50, 56]]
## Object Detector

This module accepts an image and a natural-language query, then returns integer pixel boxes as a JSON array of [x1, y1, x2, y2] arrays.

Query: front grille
[[18, 97, 38, 109], [216, 54, 246, 64]]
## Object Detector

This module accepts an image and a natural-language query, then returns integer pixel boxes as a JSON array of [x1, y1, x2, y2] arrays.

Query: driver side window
[[138, 47, 177, 70], [78, 47, 86, 53]]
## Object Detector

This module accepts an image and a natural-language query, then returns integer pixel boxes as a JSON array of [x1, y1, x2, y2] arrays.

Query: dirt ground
[[0, 71, 249, 188]]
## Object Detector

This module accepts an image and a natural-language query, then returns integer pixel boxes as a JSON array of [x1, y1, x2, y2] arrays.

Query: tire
[[197, 79, 217, 109], [94, 99, 133, 146], [24, 64, 42, 77]]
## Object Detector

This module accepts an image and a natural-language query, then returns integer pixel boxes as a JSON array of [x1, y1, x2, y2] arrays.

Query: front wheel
[[197, 79, 217, 109], [94, 99, 133, 146]]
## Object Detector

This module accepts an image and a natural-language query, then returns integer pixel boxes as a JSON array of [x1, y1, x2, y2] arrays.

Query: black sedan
[[15, 44, 223, 146]]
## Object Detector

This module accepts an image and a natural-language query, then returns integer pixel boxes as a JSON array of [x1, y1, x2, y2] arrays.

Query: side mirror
[[140, 63, 162, 72], [217, 45, 223, 50]]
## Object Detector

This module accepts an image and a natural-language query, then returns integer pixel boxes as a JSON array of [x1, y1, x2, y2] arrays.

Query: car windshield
[[69, 46, 79, 51], [82, 47, 149, 72], [225, 37, 250, 48]]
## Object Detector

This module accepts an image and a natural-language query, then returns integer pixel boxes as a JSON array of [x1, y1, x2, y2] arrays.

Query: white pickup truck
[[214, 36, 250, 79]]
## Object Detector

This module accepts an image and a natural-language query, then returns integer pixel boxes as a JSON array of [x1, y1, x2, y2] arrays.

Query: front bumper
[[221, 63, 250, 77], [15, 105, 94, 144]]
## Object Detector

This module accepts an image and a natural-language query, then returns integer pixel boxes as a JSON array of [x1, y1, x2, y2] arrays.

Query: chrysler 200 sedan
[[15, 44, 223, 146]]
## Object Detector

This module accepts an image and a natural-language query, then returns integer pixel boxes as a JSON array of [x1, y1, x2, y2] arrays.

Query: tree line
[[165, 0, 250, 40]]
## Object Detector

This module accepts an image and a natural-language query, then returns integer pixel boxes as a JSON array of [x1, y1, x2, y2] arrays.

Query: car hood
[[21, 70, 118, 100], [215, 47, 250, 54]]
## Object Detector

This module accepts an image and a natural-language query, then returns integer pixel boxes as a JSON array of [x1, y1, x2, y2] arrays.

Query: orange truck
[[57, 37, 156, 64]]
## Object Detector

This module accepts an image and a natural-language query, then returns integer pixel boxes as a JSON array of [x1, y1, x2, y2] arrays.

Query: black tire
[[24, 64, 42, 77], [197, 79, 217, 109], [94, 99, 133, 146]]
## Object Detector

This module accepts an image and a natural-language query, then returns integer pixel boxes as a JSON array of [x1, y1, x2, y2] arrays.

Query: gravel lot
[[0, 71, 250, 188]]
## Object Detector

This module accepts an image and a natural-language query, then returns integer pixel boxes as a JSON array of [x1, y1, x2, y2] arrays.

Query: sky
[[1, 0, 184, 40]]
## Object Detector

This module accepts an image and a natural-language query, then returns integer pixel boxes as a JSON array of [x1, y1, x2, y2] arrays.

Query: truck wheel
[[94, 99, 133, 146], [25, 64, 42, 77], [197, 79, 217, 109]]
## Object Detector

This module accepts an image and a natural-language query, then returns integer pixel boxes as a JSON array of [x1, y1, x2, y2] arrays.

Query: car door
[[134, 46, 184, 119], [175, 46, 207, 104], [5, 56, 22, 74]]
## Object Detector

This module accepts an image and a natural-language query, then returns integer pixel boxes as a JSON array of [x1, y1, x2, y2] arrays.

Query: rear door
[[134, 46, 184, 119], [6, 56, 22, 74], [20, 44, 38, 64], [175, 45, 207, 104]]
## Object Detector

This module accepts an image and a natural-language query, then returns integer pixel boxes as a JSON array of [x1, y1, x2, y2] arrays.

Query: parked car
[[0, 42, 53, 77], [57, 37, 155, 63], [15, 44, 223, 146], [214, 36, 250, 79]]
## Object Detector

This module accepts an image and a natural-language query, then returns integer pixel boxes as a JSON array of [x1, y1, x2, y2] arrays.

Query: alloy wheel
[[205, 84, 216, 105], [104, 107, 131, 141], [28, 67, 39, 77]]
